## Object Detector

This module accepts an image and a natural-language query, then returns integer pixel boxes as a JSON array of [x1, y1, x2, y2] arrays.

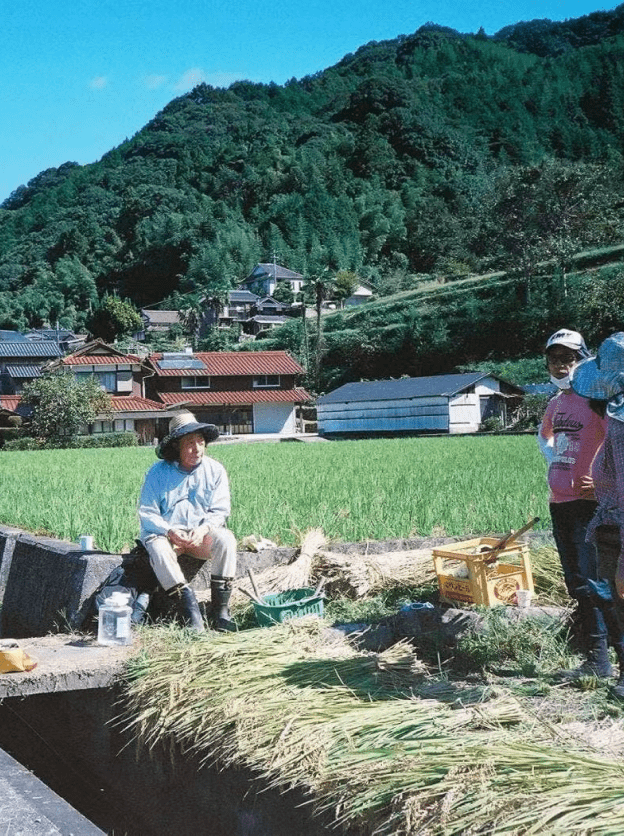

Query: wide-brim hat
[[157, 411, 219, 459], [571, 332, 624, 421]]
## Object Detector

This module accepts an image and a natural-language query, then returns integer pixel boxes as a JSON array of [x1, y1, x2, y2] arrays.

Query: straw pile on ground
[[231, 528, 436, 608], [120, 620, 624, 835]]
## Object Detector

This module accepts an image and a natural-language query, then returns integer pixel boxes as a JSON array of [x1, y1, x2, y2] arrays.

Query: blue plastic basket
[[253, 587, 324, 627]]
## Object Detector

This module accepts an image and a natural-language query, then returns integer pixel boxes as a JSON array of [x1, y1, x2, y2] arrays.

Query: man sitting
[[138, 411, 237, 632]]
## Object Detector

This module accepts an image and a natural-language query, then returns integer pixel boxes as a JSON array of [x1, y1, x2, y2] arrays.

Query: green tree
[[21, 370, 112, 445], [86, 295, 143, 342], [333, 270, 358, 304], [272, 281, 294, 304]]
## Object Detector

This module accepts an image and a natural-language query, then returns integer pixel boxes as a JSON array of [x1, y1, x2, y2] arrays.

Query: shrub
[[2, 436, 43, 451], [1, 432, 138, 451]]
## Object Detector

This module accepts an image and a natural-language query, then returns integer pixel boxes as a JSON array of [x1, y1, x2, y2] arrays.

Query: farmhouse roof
[[0, 396, 22, 413], [0, 341, 62, 359], [242, 263, 303, 283], [157, 388, 312, 407], [148, 350, 304, 377], [317, 373, 524, 404], [109, 395, 168, 413], [4, 365, 43, 378], [0, 330, 30, 342], [228, 290, 259, 303], [141, 309, 181, 325], [57, 340, 143, 366]]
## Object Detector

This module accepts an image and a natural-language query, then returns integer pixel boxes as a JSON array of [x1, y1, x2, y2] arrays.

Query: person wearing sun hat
[[570, 332, 624, 698], [138, 410, 238, 632], [538, 328, 609, 679]]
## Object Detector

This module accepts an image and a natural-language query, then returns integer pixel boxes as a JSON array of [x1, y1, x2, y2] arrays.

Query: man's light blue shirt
[[138, 456, 230, 541]]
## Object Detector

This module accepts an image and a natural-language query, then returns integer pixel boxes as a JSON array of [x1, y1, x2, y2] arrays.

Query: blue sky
[[0, 0, 617, 203]]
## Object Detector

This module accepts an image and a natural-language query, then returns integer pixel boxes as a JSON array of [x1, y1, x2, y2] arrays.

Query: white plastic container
[[97, 592, 133, 646]]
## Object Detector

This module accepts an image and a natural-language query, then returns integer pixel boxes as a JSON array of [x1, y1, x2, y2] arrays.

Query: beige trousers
[[143, 527, 237, 591]]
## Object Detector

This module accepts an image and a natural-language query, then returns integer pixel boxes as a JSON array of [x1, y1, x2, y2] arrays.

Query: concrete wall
[[0, 687, 329, 836], [0, 524, 297, 639]]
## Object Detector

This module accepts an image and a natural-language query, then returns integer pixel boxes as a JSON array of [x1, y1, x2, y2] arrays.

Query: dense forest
[[3, 5, 624, 389]]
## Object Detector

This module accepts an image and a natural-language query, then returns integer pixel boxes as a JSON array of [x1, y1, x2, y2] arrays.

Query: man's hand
[[578, 474, 596, 499], [167, 528, 195, 549], [616, 557, 624, 599], [167, 526, 211, 550]]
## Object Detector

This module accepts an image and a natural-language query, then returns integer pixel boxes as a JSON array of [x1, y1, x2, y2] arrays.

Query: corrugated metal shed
[[318, 374, 496, 404], [317, 374, 524, 436]]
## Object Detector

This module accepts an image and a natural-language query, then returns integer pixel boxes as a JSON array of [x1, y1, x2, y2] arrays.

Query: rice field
[[0, 435, 549, 552]]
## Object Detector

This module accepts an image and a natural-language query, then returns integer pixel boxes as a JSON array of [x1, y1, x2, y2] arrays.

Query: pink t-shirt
[[540, 390, 606, 503]]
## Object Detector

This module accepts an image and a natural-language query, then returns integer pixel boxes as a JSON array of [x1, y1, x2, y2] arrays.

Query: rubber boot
[[210, 576, 238, 632], [560, 599, 614, 680], [168, 584, 205, 633]]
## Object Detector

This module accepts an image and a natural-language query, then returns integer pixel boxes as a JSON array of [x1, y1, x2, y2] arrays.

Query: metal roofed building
[[316, 373, 525, 437]]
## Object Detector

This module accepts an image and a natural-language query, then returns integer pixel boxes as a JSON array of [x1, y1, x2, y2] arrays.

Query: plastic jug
[[97, 591, 133, 646]]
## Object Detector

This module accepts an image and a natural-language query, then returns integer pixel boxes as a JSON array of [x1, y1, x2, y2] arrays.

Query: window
[[114, 419, 135, 432], [75, 371, 116, 392], [253, 375, 280, 388], [93, 420, 114, 434], [181, 376, 211, 389]]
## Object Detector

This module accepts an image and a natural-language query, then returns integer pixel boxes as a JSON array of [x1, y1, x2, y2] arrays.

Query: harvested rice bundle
[[231, 528, 326, 608], [314, 548, 435, 598], [530, 544, 570, 606]]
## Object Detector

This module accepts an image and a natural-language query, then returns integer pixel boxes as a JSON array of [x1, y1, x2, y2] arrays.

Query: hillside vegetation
[[2, 6, 624, 384]]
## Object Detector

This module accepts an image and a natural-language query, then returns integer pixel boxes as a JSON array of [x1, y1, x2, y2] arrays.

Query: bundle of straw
[[314, 547, 436, 598], [231, 528, 326, 608], [121, 620, 624, 835]]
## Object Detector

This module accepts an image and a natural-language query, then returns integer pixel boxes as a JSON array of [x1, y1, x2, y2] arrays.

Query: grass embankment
[[0, 435, 547, 552]]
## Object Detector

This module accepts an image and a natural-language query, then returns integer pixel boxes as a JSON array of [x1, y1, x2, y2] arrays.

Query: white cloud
[[172, 68, 249, 92], [203, 72, 248, 89], [173, 68, 207, 92], [144, 74, 167, 90], [89, 76, 108, 90]]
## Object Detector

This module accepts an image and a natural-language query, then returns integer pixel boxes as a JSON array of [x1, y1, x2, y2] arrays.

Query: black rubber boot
[[561, 633, 614, 679], [168, 584, 205, 633], [210, 576, 238, 632], [560, 599, 614, 680]]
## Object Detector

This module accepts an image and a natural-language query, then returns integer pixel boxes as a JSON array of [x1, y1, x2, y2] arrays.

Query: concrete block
[[0, 524, 301, 639], [0, 530, 120, 639]]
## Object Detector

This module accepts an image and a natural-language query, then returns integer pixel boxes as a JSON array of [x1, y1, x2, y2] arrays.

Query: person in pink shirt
[[539, 329, 609, 677]]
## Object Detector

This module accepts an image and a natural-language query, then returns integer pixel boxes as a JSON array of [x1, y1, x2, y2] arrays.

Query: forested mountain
[[2, 3, 624, 358]]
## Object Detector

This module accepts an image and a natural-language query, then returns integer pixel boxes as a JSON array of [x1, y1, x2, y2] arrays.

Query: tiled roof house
[[48, 340, 173, 443], [145, 349, 312, 435]]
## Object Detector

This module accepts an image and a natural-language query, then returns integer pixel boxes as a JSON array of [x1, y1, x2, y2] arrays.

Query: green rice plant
[[454, 607, 573, 677], [0, 435, 550, 552]]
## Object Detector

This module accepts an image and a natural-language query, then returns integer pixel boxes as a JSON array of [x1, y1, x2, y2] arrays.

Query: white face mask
[[550, 373, 571, 390]]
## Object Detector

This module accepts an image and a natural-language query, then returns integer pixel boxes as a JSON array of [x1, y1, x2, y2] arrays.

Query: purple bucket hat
[[571, 332, 624, 421]]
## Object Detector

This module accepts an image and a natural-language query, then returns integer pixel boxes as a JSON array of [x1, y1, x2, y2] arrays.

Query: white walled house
[[316, 373, 525, 437]]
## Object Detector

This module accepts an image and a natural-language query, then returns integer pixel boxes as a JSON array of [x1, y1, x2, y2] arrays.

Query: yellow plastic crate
[[432, 537, 534, 607]]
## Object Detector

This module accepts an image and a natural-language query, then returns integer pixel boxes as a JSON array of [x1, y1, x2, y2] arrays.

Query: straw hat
[[157, 411, 219, 460], [571, 332, 624, 421]]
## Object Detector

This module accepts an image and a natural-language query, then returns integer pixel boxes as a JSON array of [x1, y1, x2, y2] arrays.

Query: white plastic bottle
[[97, 592, 133, 646]]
